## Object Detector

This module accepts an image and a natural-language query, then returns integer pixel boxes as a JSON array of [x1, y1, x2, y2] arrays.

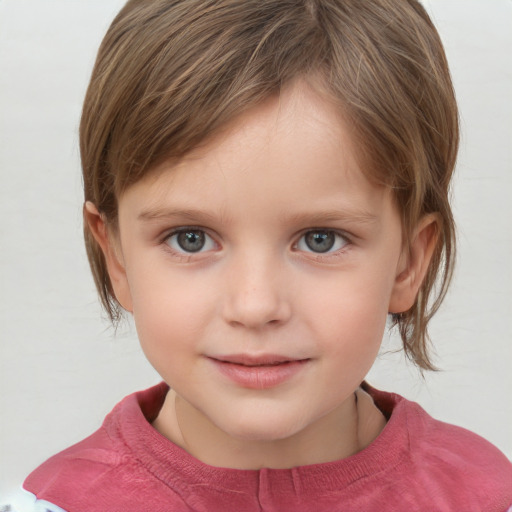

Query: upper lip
[[209, 354, 308, 366]]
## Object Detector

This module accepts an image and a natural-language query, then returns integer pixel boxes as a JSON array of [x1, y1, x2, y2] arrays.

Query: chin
[[219, 412, 308, 443]]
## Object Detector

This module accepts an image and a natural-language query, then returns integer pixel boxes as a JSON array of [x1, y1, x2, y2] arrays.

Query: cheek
[[127, 267, 219, 355], [307, 269, 391, 326], [304, 271, 391, 362]]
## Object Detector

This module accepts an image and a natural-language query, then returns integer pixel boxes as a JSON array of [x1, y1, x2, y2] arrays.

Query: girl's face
[[104, 81, 418, 468]]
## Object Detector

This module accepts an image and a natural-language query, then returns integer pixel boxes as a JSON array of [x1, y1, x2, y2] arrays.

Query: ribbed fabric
[[24, 383, 512, 512]]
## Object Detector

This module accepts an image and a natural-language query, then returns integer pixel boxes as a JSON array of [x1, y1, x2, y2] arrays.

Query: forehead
[[119, 81, 395, 226]]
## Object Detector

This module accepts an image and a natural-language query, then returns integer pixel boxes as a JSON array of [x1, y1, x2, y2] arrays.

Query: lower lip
[[209, 358, 309, 389]]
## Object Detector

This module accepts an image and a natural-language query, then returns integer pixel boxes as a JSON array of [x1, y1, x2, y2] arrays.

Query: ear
[[389, 214, 439, 314], [84, 201, 133, 312]]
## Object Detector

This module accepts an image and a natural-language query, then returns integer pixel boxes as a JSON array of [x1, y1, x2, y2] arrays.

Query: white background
[[0, 0, 511, 500]]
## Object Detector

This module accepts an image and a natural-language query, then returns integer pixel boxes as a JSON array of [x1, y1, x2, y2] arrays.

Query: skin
[[86, 80, 437, 470]]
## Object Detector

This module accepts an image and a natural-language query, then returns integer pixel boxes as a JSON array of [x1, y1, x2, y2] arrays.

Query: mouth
[[207, 354, 310, 389], [213, 353, 307, 364]]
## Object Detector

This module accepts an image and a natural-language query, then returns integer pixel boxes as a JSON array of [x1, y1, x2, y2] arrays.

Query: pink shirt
[[23, 382, 512, 511]]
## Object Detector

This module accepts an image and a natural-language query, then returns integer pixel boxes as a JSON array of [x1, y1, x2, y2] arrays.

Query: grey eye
[[297, 230, 347, 254], [177, 231, 205, 252], [167, 229, 215, 253]]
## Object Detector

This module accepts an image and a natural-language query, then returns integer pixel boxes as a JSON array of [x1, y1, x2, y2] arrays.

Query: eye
[[296, 230, 348, 254], [166, 229, 216, 253]]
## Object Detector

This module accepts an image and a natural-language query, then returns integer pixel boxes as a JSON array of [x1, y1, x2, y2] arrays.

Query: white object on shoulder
[[0, 488, 66, 512]]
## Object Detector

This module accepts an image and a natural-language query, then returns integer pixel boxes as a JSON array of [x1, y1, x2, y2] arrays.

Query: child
[[11, 0, 512, 510]]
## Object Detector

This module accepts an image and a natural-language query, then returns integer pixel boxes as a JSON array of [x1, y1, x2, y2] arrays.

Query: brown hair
[[81, 0, 458, 370]]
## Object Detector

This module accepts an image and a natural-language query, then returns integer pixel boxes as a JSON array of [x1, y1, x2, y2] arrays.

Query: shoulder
[[412, 413, 512, 510], [369, 385, 512, 510], [22, 383, 187, 512], [403, 394, 511, 476], [23, 419, 124, 494], [22, 410, 136, 510]]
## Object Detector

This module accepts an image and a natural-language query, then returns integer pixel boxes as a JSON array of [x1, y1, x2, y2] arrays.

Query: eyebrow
[[285, 209, 378, 226], [138, 207, 219, 223], [138, 206, 378, 226]]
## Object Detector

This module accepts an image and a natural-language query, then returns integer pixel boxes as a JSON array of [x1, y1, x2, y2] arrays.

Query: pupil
[[177, 231, 205, 252], [305, 231, 335, 253]]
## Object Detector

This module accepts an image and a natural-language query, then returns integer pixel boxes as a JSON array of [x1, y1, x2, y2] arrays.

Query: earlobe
[[389, 214, 439, 314], [84, 201, 133, 312]]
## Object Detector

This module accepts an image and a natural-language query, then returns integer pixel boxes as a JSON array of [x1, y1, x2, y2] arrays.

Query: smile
[[207, 354, 310, 389]]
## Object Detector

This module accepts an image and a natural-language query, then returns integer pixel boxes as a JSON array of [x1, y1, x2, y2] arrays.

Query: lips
[[208, 354, 310, 389], [213, 354, 305, 366]]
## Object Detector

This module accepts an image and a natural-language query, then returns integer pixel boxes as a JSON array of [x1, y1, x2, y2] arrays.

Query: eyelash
[[161, 227, 352, 259], [162, 227, 218, 259], [294, 229, 350, 256]]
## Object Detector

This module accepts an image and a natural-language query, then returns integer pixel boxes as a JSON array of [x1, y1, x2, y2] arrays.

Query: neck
[[152, 388, 385, 470]]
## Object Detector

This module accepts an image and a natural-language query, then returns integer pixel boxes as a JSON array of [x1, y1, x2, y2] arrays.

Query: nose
[[222, 251, 292, 329]]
